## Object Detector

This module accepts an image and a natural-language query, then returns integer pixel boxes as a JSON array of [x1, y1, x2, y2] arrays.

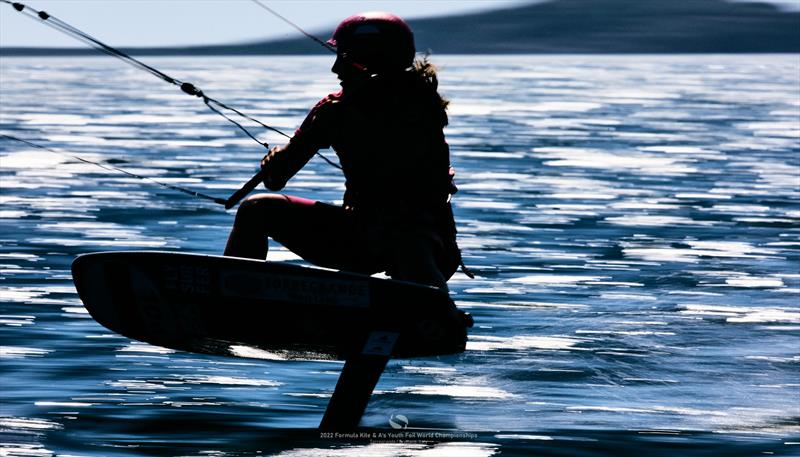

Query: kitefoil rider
[[224, 12, 463, 289]]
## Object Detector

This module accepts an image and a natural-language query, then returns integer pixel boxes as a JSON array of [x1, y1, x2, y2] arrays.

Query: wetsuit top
[[262, 70, 456, 234]]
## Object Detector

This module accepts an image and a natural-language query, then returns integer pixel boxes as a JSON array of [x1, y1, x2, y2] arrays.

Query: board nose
[[72, 254, 124, 333]]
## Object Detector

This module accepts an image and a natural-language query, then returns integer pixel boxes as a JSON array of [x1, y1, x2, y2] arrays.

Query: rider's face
[[332, 52, 366, 87]]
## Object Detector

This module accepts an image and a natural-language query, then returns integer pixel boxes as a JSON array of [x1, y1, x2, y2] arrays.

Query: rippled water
[[1, 55, 798, 456]]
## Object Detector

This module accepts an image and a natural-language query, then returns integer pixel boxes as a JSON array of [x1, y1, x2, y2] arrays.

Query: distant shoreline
[[3, 0, 798, 57]]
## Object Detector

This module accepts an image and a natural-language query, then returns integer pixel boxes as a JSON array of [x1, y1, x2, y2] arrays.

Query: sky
[[1, 0, 798, 48], [0, 0, 524, 48]]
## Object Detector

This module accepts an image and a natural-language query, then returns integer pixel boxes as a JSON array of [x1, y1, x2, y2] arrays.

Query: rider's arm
[[261, 94, 339, 191]]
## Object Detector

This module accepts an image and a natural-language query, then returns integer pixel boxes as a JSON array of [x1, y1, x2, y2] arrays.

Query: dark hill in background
[[3, 0, 799, 56]]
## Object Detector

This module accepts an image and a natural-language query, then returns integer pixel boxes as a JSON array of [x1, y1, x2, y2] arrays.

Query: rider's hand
[[261, 146, 285, 190], [261, 146, 281, 169]]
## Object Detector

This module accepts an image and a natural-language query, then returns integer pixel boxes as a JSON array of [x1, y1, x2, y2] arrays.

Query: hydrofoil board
[[72, 251, 471, 361]]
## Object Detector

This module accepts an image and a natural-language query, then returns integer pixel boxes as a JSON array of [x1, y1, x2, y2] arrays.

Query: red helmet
[[327, 12, 416, 72]]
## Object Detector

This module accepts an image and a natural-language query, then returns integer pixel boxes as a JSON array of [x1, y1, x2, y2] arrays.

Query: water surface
[[1, 55, 798, 456]]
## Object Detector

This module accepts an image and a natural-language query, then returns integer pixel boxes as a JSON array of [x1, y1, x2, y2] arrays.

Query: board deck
[[72, 251, 471, 361]]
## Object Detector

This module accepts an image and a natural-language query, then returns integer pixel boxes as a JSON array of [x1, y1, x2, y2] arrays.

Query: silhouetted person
[[225, 12, 462, 289]]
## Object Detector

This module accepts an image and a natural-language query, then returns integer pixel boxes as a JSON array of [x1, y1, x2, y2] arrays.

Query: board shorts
[[257, 194, 460, 282]]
